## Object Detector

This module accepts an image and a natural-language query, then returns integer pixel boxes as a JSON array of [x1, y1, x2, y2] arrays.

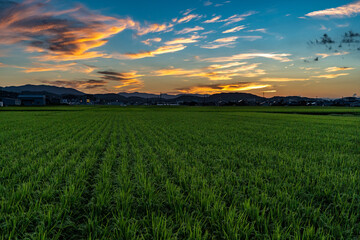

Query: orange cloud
[[123, 44, 187, 59], [176, 82, 271, 94], [22, 63, 77, 73], [141, 38, 162, 46], [316, 52, 349, 58], [260, 78, 310, 82], [153, 63, 265, 80], [313, 73, 349, 79], [0, 0, 139, 62], [306, 1, 360, 18], [325, 67, 354, 72], [99, 70, 144, 91], [0, 0, 175, 62], [114, 79, 144, 91]]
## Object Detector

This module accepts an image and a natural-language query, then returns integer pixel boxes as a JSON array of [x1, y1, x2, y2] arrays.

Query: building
[[18, 95, 46, 106], [0, 97, 21, 106]]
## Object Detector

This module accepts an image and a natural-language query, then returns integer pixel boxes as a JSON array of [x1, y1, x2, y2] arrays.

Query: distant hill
[[270, 96, 315, 101], [208, 93, 264, 102], [94, 94, 127, 102], [3, 84, 85, 95], [118, 92, 204, 99], [118, 92, 162, 99]]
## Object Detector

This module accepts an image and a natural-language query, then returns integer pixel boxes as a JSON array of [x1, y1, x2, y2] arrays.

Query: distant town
[[1, 85, 359, 107]]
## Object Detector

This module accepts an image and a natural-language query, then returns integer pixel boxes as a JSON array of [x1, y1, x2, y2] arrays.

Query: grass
[[1, 106, 360, 239]]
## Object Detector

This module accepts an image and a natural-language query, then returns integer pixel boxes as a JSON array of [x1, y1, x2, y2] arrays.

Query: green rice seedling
[[1, 106, 360, 239]]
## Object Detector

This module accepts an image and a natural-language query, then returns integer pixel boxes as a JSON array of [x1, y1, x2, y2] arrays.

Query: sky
[[0, 0, 359, 97]]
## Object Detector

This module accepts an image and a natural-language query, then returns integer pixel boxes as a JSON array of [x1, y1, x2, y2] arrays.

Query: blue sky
[[0, 0, 359, 97]]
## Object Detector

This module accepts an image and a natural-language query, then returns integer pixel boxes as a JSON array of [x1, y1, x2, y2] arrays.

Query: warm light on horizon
[[0, 0, 359, 98]]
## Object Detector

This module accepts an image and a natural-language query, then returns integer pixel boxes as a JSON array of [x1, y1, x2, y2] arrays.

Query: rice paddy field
[[1, 106, 360, 239]]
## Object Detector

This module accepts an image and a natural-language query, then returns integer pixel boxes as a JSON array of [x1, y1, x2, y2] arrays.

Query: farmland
[[1, 106, 360, 239]]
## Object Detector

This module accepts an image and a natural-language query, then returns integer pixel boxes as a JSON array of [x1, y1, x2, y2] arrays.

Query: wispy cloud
[[214, 1, 231, 7], [201, 30, 217, 35], [203, 1, 213, 6], [320, 25, 331, 31], [22, 63, 96, 73], [203, 16, 221, 23], [176, 26, 204, 34], [202, 12, 256, 25], [153, 63, 265, 80], [183, 9, 195, 16], [313, 73, 349, 79], [208, 62, 247, 69], [137, 23, 174, 35], [201, 42, 235, 49], [223, 25, 246, 33], [214, 36, 239, 43], [165, 35, 203, 45], [336, 23, 350, 28], [316, 52, 349, 58], [306, 1, 360, 18], [238, 36, 263, 41], [176, 82, 271, 94], [203, 53, 292, 62], [122, 44, 187, 59], [201, 36, 238, 49], [222, 12, 257, 25], [260, 77, 310, 82], [98, 71, 143, 81], [325, 67, 354, 72], [141, 38, 162, 46], [177, 14, 201, 23], [247, 28, 267, 33]]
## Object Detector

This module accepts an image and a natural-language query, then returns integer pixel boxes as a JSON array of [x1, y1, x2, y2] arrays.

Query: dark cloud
[[0, 0, 136, 61], [96, 70, 144, 91], [42, 79, 107, 89], [97, 70, 143, 81]]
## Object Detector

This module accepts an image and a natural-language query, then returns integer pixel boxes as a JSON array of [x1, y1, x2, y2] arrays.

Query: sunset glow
[[0, 0, 359, 97]]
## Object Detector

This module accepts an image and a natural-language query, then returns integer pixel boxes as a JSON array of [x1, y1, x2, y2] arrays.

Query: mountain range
[[1, 84, 319, 104], [3, 84, 85, 95]]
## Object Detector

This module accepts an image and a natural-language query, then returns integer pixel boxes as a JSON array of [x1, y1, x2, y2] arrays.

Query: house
[[18, 95, 46, 106], [0, 102, 3, 107]]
